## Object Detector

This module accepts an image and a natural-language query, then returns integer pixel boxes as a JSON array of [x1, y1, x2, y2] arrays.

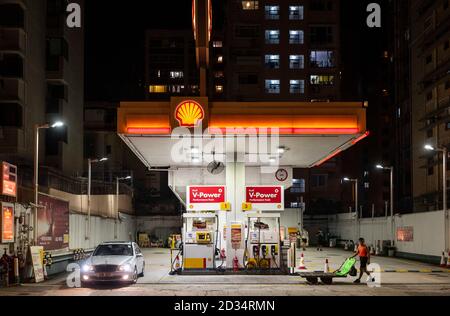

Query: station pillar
[[224, 159, 246, 268]]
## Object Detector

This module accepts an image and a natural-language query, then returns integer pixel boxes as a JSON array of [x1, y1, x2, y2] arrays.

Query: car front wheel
[[132, 267, 138, 284], [139, 264, 145, 277]]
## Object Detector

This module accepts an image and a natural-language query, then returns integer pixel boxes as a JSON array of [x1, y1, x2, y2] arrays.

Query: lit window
[[289, 55, 304, 69], [290, 80, 305, 94], [265, 30, 280, 44], [215, 71, 224, 78], [289, 30, 304, 44], [169, 85, 184, 93], [215, 85, 224, 93], [169, 71, 184, 79], [149, 85, 167, 93], [217, 56, 223, 63], [289, 6, 304, 20], [310, 51, 335, 68], [310, 75, 334, 86], [213, 41, 223, 48], [265, 5, 279, 20], [265, 80, 280, 94], [265, 55, 280, 69], [242, 1, 259, 10]]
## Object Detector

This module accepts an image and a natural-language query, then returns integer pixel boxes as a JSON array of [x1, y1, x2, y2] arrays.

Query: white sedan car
[[81, 241, 145, 285]]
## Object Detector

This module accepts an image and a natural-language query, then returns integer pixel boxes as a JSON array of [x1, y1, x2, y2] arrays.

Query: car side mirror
[[137, 253, 143, 257]]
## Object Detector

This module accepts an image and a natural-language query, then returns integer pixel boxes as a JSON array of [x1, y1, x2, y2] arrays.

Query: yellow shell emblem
[[175, 101, 205, 127]]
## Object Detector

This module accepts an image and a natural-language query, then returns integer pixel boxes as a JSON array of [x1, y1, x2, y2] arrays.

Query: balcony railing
[[46, 56, 67, 81], [0, 28, 26, 55], [0, 78, 26, 103]]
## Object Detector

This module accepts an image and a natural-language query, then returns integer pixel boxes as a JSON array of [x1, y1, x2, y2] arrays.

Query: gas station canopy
[[117, 97, 368, 169]]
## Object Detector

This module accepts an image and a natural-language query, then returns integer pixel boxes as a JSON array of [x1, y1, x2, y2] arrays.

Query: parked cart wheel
[[306, 277, 319, 285], [320, 277, 333, 285]]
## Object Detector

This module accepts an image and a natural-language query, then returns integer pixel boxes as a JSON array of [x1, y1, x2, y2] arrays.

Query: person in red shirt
[[351, 238, 374, 284]]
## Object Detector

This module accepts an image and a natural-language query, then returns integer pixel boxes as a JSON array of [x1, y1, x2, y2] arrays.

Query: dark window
[[0, 4, 24, 28], [45, 126, 68, 155], [425, 55, 432, 64], [444, 0, 449, 10], [446, 122, 450, 130], [446, 81, 450, 90], [0, 54, 24, 78], [311, 174, 327, 188], [310, 26, 333, 45], [428, 166, 434, 176], [427, 129, 433, 138], [47, 38, 69, 60], [0, 103, 22, 127], [444, 41, 449, 50], [47, 83, 68, 100], [426, 91, 433, 101], [310, 0, 333, 11], [106, 145, 112, 155], [238, 74, 258, 84]]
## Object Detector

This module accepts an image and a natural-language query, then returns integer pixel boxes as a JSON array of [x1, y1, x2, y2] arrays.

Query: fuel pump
[[245, 213, 281, 272]]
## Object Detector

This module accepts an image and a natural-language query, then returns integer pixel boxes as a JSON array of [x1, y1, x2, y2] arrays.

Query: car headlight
[[82, 264, 94, 272], [119, 264, 132, 272]]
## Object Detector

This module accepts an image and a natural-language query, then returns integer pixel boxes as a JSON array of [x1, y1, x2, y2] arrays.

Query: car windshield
[[93, 244, 133, 257]]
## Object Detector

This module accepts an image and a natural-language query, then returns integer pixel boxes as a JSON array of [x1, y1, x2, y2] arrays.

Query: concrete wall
[[49, 188, 133, 217], [69, 212, 136, 250], [326, 211, 449, 262], [136, 216, 182, 242]]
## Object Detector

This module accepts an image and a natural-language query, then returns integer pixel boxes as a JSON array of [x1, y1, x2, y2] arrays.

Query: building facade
[[411, 0, 450, 211], [0, 0, 84, 177]]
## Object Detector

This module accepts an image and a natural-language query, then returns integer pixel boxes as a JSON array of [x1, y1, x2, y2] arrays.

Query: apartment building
[[223, 0, 340, 101], [411, 0, 450, 211], [0, 0, 84, 177]]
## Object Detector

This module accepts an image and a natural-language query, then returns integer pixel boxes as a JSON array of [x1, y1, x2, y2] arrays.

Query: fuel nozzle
[[261, 245, 268, 258], [271, 245, 278, 256]]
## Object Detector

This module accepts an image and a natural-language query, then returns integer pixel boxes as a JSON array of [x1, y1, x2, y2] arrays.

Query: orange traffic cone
[[324, 259, 330, 273], [440, 252, 446, 267], [298, 253, 307, 270]]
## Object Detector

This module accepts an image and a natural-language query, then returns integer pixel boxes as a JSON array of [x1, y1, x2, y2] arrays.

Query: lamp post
[[425, 144, 449, 252], [343, 177, 359, 242], [115, 176, 132, 239], [86, 157, 108, 241], [33, 121, 65, 244], [376, 164, 395, 246]]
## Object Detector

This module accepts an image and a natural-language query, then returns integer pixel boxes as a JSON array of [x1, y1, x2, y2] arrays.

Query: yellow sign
[[220, 202, 231, 211], [242, 203, 253, 212]]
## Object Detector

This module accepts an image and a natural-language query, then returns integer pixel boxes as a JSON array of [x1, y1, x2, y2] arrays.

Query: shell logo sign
[[175, 100, 205, 127]]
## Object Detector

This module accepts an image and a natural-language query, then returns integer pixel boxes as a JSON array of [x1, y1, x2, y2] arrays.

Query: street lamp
[[376, 164, 395, 246], [342, 177, 359, 242], [33, 121, 65, 244], [87, 157, 108, 241], [424, 144, 449, 252], [115, 176, 132, 239]]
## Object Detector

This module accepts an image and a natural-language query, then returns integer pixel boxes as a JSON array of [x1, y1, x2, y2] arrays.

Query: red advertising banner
[[246, 186, 282, 204], [245, 186, 285, 211], [1, 162, 17, 198], [188, 186, 225, 203], [1, 203, 14, 243], [186, 186, 226, 211], [37, 194, 70, 251]]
